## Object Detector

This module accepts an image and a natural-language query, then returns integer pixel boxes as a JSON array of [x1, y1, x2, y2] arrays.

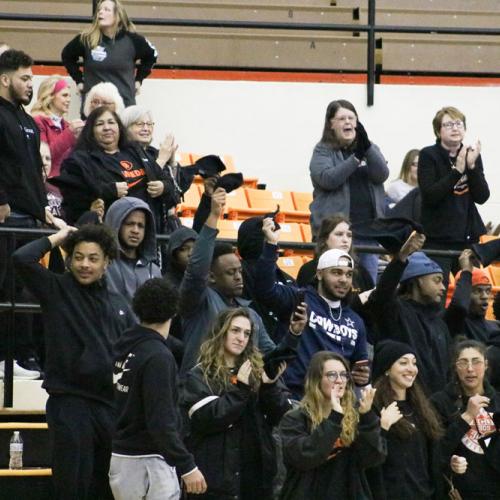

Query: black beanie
[[372, 340, 417, 382]]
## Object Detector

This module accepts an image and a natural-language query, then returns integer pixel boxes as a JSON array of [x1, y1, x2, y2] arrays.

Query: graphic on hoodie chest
[[309, 310, 358, 345], [114, 352, 135, 393]]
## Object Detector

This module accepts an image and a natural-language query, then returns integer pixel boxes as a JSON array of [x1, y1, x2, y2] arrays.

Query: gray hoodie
[[104, 197, 161, 303]]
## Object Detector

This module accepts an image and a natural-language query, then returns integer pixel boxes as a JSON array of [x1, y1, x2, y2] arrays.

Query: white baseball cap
[[317, 249, 354, 270]]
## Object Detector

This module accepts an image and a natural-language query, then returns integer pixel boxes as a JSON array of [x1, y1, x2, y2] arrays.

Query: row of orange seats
[[179, 183, 312, 224]]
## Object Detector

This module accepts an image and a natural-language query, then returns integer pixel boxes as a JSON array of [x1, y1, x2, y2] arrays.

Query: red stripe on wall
[[32, 66, 500, 87]]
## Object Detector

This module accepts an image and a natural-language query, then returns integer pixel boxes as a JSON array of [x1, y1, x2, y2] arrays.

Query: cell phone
[[354, 360, 369, 368], [293, 290, 306, 320]]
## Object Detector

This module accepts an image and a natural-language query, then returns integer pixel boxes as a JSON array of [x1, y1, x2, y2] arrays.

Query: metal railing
[[0, 225, 463, 407], [2, 0, 500, 105]]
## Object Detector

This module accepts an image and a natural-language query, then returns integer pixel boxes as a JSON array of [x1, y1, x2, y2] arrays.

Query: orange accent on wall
[[32, 65, 500, 87]]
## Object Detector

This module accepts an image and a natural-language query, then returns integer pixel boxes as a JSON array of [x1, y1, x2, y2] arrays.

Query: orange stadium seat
[[291, 191, 313, 212], [244, 188, 309, 223], [487, 266, 500, 288], [216, 220, 242, 240], [300, 223, 313, 243], [480, 234, 500, 244], [277, 255, 304, 279], [177, 152, 193, 166], [278, 223, 304, 244], [225, 187, 250, 218], [178, 183, 201, 217]]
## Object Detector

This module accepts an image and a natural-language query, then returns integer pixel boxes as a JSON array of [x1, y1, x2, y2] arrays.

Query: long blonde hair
[[30, 75, 66, 117], [198, 308, 264, 392], [301, 351, 359, 446], [81, 0, 135, 49]]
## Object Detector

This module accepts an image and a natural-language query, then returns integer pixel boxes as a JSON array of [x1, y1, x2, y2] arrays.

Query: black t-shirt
[[113, 150, 148, 201], [346, 151, 375, 226], [448, 153, 472, 241]]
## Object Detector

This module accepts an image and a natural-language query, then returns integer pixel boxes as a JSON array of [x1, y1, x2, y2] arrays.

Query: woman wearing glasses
[[418, 106, 489, 289], [431, 339, 500, 499], [279, 351, 385, 499], [54, 107, 177, 229], [309, 100, 389, 284], [120, 105, 194, 233], [368, 340, 444, 500]]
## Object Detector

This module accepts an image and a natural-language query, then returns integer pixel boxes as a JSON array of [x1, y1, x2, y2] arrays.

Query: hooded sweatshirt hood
[[105, 196, 157, 261], [167, 226, 198, 258]]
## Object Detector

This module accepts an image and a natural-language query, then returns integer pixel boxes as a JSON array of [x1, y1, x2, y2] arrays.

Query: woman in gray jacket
[[309, 99, 389, 283]]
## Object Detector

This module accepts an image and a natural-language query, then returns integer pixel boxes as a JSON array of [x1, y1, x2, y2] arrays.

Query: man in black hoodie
[[0, 49, 64, 376], [13, 224, 134, 500], [111, 278, 206, 498]]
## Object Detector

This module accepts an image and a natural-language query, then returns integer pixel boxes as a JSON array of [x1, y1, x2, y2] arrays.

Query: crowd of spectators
[[1, 0, 500, 498]]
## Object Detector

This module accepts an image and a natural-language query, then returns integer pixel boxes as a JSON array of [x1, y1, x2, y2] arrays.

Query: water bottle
[[9, 431, 23, 469]]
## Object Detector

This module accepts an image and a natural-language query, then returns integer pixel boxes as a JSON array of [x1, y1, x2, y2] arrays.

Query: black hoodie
[[12, 236, 134, 404], [0, 96, 47, 220], [112, 324, 196, 476]]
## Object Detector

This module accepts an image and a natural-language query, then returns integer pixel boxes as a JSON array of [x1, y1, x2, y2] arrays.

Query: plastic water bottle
[[9, 431, 23, 469]]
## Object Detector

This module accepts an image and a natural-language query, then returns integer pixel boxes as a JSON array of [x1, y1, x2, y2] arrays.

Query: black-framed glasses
[[324, 371, 349, 382]]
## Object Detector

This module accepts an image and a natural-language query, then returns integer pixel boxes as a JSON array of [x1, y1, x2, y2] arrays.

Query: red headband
[[53, 79, 69, 95]]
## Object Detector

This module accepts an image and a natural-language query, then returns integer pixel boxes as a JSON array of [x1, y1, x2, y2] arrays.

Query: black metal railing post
[[367, 0, 376, 106]]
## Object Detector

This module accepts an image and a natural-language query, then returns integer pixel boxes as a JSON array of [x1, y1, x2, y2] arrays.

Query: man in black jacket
[[369, 231, 452, 394], [111, 278, 206, 498], [0, 49, 65, 376], [13, 224, 134, 500]]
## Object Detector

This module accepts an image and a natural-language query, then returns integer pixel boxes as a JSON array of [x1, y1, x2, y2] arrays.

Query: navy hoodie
[[253, 242, 368, 398], [112, 324, 196, 475]]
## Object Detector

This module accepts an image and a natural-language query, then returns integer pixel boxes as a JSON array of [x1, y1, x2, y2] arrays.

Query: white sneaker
[[0, 360, 40, 380]]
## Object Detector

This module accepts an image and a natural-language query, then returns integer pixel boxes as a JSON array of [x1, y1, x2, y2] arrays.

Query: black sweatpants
[[46, 394, 115, 500]]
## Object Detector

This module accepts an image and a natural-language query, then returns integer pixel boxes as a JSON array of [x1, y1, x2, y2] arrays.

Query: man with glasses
[[418, 106, 489, 291]]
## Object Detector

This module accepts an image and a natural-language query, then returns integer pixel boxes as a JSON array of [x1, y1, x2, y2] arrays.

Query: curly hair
[[133, 278, 178, 324], [198, 308, 263, 392], [62, 224, 118, 260], [373, 373, 443, 441], [0, 49, 33, 74], [301, 351, 359, 446]]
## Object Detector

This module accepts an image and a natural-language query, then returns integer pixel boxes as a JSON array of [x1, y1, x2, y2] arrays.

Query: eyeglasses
[[91, 99, 115, 107], [332, 116, 357, 123], [324, 371, 349, 382], [456, 358, 484, 370], [133, 121, 155, 129], [441, 120, 464, 130]]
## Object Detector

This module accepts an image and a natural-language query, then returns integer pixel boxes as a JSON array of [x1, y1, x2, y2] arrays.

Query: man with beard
[[253, 218, 369, 399], [0, 49, 64, 378], [368, 232, 451, 394]]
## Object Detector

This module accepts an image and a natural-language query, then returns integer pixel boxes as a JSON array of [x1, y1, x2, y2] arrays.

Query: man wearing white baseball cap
[[252, 218, 369, 399]]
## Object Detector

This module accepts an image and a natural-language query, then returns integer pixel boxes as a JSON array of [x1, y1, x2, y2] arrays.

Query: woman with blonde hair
[[61, 0, 157, 108], [31, 75, 84, 177], [387, 148, 419, 203], [182, 307, 299, 499], [279, 351, 385, 499]]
